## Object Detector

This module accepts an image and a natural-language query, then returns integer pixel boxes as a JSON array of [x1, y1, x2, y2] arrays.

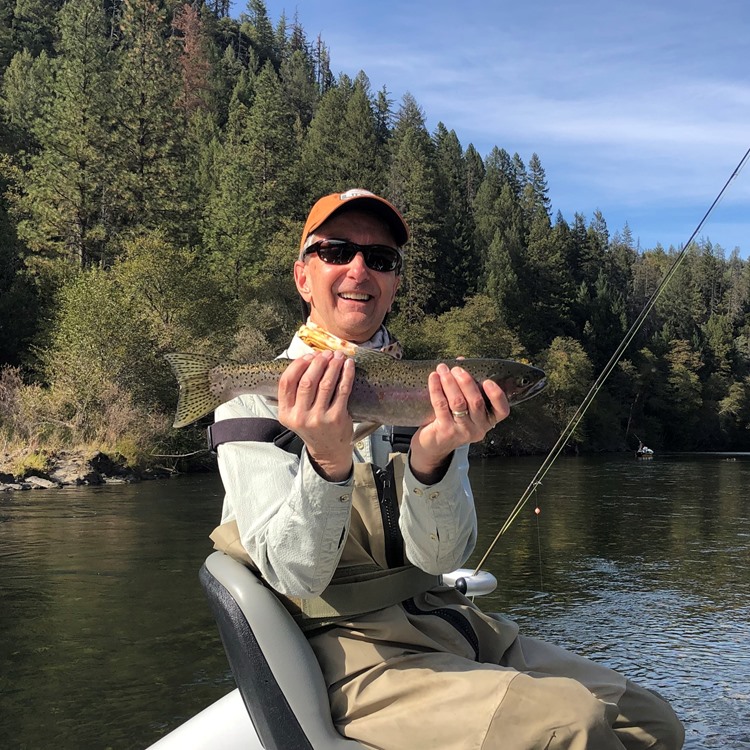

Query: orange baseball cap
[[300, 189, 409, 250]]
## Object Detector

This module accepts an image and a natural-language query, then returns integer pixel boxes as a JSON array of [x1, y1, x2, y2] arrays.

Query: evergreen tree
[[338, 73, 385, 192], [242, 61, 297, 243], [433, 123, 476, 308], [203, 61, 296, 297], [280, 47, 317, 129], [110, 0, 189, 243], [388, 93, 441, 322], [173, 2, 217, 117], [299, 75, 354, 201], [463, 144, 485, 206], [374, 86, 393, 146], [1, 46, 54, 152], [523, 152, 551, 224], [10, 0, 114, 269], [5, 0, 63, 63], [241, 0, 278, 70]]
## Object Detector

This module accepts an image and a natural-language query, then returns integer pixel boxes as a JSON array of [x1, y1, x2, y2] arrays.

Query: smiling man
[[211, 189, 684, 750]]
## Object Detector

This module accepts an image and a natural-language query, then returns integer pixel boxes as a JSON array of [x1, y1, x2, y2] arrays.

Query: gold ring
[[452, 409, 470, 418]]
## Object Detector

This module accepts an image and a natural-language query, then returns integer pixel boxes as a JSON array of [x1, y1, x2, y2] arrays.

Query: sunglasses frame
[[303, 238, 402, 274]]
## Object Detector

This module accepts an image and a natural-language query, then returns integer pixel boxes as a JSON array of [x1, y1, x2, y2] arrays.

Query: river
[[1, 454, 749, 749]]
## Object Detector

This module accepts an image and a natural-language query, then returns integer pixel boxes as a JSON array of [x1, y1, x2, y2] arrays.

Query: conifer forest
[[1, 0, 750, 473]]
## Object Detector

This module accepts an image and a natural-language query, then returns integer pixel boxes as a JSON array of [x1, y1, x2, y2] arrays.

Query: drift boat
[[147, 553, 497, 750]]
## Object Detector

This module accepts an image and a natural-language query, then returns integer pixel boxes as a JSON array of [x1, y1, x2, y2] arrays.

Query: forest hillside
[[1, 0, 749, 478]]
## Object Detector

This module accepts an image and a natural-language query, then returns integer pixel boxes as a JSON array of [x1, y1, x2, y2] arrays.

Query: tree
[[338, 73, 386, 192], [541, 336, 594, 446], [173, 2, 217, 117], [388, 93, 441, 322], [299, 74, 354, 202], [280, 47, 317, 129], [432, 123, 477, 308], [109, 0, 189, 243], [9, 0, 114, 269], [202, 61, 296, 298]]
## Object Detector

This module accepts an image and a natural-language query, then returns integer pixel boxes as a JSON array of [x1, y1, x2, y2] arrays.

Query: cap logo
[[339, 189, 376, 201]]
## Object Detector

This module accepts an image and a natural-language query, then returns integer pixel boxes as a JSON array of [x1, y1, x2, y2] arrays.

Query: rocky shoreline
[[0, 450, 175, 492]]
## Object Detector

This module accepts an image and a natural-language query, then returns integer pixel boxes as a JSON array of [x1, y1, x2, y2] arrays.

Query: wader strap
[[284, 565, 441, 621], [208, 418, 304, 458]]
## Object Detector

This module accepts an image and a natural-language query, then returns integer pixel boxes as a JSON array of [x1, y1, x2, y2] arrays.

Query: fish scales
[[165, 352, 547, 430]]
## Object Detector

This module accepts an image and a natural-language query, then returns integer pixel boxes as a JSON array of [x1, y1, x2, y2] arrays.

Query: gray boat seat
[[200, 551, 366, 750]]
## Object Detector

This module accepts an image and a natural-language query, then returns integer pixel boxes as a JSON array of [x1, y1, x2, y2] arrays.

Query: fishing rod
[[473, 146, 750, 575]]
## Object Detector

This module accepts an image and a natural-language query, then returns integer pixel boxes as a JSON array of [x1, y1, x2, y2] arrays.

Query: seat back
[[200, 552, 365, 750]]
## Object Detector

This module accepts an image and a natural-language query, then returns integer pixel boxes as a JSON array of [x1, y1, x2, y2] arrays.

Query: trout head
[[486, 361, 547, 406]]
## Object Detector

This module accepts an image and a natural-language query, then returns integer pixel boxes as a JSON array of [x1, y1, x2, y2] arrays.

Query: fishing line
[[534, 503, 543, 591], [473, 146, 750, 575]]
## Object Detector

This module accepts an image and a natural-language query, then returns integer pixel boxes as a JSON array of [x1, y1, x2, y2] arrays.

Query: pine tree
[[202, 61, 296, 297], [433, 123, 476, 308], [374, 86, 393, 146], [299, 75, 354, 201], [173, 2, 217, 117], [6, 0, 63, 61], [523, 152, 551, 224], [10, 0, 114, 269], [463, 144, 485, 206], [242, 0, 278, 69], [280, 48, 317, 129], [388, 93, 441, 322], [1, 47, 54, 152], [110, 0, 189, 243], [338, 73, 385, 192]]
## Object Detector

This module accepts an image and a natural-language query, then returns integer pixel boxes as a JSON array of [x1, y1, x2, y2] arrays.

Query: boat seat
[[200, 551, 366, 750]]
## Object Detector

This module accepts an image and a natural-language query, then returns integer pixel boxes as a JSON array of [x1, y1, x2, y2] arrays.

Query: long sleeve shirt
[[215, 334, 478, 599]]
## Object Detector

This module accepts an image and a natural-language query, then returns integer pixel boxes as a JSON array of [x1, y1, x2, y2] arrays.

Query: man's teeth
[[340, 292, 371, 300]]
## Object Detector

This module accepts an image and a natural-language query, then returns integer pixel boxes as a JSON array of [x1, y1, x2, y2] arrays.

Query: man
[[211, 189, 684, 749]]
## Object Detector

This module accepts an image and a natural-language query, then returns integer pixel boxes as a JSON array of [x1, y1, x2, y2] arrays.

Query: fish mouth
[[512, 376, 547, 404]]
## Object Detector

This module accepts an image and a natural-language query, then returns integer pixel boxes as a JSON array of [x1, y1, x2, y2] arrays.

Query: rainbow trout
[[165, 349, 547, 433]]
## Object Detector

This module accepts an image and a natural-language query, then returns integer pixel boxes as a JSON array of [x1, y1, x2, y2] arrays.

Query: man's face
[[294, 210, 401, 343]]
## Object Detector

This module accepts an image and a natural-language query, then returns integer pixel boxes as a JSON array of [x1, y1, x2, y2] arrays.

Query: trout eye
[[519, 376, 530, 386]]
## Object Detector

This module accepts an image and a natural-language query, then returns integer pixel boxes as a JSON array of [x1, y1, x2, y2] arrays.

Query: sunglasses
[[303, 239, 402, 273]]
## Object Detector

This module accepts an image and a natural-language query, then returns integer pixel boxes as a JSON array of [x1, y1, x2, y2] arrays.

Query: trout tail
[[165, 353, 224, 428]]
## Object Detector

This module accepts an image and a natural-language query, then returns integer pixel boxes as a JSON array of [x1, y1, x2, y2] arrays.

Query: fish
[[165, 348, 547, 434]]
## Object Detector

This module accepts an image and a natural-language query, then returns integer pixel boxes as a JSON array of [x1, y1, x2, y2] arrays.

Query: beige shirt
[[215, 333, 477, 598]]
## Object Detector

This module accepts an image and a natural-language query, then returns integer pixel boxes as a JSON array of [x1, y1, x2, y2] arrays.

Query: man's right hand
[[276, 350, 355, 482]]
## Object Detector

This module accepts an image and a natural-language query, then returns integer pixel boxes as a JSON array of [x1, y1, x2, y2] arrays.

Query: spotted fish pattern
[[165, 350, 547, 430]]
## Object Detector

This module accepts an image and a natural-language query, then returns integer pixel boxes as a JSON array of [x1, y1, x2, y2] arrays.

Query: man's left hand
[[409, 363, 510, 485]]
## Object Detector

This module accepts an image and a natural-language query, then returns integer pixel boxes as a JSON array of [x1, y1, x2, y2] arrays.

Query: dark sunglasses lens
[[317, 245, 355, 265], [311, 241, 400, 272], [364, 247, 400, 272]]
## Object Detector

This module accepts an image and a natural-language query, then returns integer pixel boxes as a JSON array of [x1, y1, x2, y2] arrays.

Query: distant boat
[[636, 441, 654, 459]]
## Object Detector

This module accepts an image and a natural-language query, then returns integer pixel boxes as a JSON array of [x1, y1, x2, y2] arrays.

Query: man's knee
[[615, 680, 685, 750], [487, 673, 621, 749]]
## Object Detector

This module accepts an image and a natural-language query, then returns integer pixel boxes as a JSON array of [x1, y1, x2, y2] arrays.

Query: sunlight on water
[[469, 454, 750, 750]]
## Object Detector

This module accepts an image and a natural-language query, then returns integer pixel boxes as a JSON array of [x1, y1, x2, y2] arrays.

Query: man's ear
[[388, 275, 401, 311], [294, 260, 311, 300]]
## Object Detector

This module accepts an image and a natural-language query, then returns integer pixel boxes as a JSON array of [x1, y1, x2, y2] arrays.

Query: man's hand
[[409, 363, 510, 485], [277, 350, 355, 482]]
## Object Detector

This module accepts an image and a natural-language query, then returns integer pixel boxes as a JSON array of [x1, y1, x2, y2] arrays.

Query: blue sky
[[230, 0, 750, 255]]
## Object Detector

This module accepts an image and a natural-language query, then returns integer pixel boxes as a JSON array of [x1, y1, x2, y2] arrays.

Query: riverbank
[[0, 448, 177, 492]]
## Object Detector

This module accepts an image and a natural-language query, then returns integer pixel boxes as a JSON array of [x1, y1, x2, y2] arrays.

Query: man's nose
[[346, 251, 370, 276]]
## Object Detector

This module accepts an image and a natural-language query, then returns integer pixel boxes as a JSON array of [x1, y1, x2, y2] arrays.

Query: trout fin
[[353, 421, 382, 443], [165, 353, 225, 428]]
